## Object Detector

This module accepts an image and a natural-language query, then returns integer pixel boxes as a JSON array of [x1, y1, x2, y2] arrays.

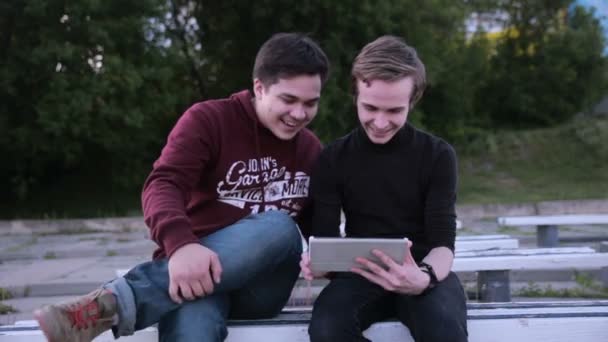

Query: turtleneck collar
[[355, 123, 414, 151]]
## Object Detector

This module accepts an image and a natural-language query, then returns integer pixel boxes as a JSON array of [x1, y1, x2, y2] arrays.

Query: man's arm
[[301, 147, 342, 280], [142, 105, 216, 256], [142, 105, 223, 302], [310, 148, 342, 238], [420, 142, 458, 281]]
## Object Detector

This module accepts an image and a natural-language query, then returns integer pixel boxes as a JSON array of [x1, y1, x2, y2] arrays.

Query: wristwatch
[[418, 261, 439, 292]]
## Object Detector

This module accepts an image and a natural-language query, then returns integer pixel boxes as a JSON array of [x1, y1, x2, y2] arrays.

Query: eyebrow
[[279, 94, 320, 102], [361, 102, 406, 111]]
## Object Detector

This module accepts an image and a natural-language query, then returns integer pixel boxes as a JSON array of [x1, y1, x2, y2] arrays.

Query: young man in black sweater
[[301, 36, 468, 341]]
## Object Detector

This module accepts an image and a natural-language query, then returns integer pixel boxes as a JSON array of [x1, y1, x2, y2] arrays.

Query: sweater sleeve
[[141, 105, 216, 257], [424, 143, 458, 251], [310, 147, 342, 238]]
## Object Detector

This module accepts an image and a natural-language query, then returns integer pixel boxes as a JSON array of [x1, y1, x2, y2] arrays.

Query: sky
[[575, 0, 608, 52]]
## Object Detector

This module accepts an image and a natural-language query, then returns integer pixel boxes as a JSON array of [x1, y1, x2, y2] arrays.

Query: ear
[[253, 78, 265, 98]]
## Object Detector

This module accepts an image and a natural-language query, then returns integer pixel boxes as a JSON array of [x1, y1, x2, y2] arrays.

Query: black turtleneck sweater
[[310, 124, 458, 261]]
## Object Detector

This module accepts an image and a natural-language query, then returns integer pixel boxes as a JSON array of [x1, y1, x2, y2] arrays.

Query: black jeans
[[309, 272, 468, 342]]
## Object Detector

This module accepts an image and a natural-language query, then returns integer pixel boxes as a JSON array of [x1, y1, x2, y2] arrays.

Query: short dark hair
[[352, 35, 426, 106], [253, 33, 329, 87]]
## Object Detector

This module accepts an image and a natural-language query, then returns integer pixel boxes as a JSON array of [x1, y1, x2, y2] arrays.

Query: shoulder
[[297, 128, 323, 151], [410, 125, 456, 159], [187, 96, 242, 122], [321, 130, 356, 157]]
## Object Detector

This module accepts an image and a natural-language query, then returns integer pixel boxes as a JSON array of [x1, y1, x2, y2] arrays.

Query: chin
[[366, 131, 395, 144], [274, 129, 299, 141]]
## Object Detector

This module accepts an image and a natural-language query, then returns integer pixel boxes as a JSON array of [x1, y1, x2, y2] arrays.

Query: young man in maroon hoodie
[[34, 32, 329, 342]]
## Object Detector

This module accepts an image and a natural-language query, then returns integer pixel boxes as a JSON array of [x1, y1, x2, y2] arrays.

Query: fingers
[[178, 282, 195, 301], [300, 253, 314, 280], [403, 240, 416, 265], [210, 254, 223, 284], [301, 252, 310, 264], [351, 266, 395, 291], [190, 280, 205, 298], [200, 271, 215, 295], [371, 249, 400, 270], [355, 257, 399, 286], [169, 280, 182, 304]]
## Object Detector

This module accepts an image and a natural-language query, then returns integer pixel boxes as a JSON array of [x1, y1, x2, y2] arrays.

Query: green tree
[[0, 0, 195, 214], [476, 0, 608, 128]]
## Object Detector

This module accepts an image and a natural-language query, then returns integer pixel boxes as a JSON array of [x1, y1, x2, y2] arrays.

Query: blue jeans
[[104, 210, 303, 341]]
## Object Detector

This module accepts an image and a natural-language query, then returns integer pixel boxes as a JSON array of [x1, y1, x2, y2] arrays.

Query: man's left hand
[[351, 240, 430, 295]]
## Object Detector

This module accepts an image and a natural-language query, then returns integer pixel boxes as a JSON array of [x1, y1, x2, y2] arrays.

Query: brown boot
[[34, 288, 116, 342]]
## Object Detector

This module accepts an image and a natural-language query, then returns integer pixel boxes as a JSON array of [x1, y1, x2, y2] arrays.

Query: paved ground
[[1, 203, 607, 326]]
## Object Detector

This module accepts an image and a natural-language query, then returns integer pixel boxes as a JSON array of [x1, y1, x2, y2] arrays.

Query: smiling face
[[356, 77, 414, 144], [253, 75, 322, 140]]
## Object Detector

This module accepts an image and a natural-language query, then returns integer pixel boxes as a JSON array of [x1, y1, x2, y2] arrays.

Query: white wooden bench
[[1, 301, 607, 342], [453, 246, 608, 302], [497, 214, 608, 247], [455, 234, 519, 251]]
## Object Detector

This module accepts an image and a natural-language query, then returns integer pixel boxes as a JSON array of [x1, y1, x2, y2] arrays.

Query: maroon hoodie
[[142, 90, 322, 259]]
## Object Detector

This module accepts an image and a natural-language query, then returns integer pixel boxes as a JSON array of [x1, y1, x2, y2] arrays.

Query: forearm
[[421, 246, 454, 281]]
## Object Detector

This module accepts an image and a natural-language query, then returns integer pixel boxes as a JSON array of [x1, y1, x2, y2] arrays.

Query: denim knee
[[260, 210, 302, 252], [158, 302, 228, 342]]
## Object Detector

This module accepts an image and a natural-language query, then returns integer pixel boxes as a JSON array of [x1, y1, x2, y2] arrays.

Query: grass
[[36, 227, 107, 236], [0, 288, 13, 301], [5, 237, 39, 253], [457, 116, 608, 204], [0, 302, 18, 315], [515, 271, 608, 299], [497, 226, 534, 235], [43, 251, 57, 259]]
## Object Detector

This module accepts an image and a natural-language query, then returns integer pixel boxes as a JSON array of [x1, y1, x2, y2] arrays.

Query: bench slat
[[498, 214, 608, 226], [453, 252, 608, 272], [456, 235, 512, 241], [455, 246, 595, 258]]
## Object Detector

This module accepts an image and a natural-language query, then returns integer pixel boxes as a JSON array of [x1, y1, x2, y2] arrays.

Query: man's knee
[[309, 309, 358, 342], [258, 210, 302, 251], [159, 297, 229, 342], [409, 304, 467, 342]]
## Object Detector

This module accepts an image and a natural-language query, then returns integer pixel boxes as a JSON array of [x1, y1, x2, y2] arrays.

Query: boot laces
[[66, 300, 100, 330]]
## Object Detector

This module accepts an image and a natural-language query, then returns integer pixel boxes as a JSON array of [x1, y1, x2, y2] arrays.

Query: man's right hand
[[168, 243, 223, 303], [300, 252, 327, 281]]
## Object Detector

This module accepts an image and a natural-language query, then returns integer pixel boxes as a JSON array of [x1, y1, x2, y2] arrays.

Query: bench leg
[[478, 270, 511, 302], [537, 225, 559, 247]]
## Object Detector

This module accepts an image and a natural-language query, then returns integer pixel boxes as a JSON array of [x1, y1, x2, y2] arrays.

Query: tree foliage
[[0, 0, 606, 216], [0, 0, 195, 205], [476, 0, 608, 128]]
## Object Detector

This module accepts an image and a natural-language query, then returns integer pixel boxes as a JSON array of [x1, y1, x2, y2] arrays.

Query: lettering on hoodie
[[216, 156, 309, 216]]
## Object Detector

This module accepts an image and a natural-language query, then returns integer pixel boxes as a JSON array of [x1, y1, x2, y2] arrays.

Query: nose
[[373, 114, 389, 130], [289, 105, 307, 121]]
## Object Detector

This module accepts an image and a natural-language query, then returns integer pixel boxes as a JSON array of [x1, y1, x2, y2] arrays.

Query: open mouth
[[281, 118, 299, 129]]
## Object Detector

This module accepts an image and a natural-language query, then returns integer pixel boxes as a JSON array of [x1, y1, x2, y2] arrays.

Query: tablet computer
[[308, 236, 409, 272]]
